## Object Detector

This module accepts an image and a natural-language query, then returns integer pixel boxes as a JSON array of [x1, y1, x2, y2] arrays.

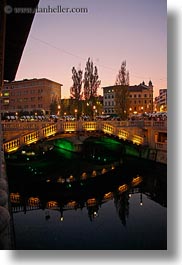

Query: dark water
[[6, 137, 167, 250]]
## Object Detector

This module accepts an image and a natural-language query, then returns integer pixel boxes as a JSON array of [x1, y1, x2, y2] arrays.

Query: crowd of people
[[1, 111, 167, 122]]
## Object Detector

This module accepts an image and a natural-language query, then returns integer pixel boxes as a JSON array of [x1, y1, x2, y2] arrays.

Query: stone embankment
[[0, 150, 13, 249]]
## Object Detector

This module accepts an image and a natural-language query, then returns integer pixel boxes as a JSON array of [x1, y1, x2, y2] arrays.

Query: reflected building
[[114, 191, 129, 226]]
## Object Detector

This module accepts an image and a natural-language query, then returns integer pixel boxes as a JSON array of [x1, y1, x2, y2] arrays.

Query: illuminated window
[[3, 92, 9, 97], [3, 99, 9, 104]]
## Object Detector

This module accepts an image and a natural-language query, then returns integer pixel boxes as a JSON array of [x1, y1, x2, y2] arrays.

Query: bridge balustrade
[[3, 138, 20, 153], [102, 123, 115, 135], [24, 131, 39, 145], [132, 135, 144, 145], [118, 121, 128, 127], [1, 121, 53, 131], [155, 142, 167, 151], [42, 124, 57, 137], [143, 121, 152, 127], [2, 120, 167, 153], [128, 120, 144, 127], [153, 121, 167, 129], [61, 122, 76, 132], [117, 129, 129, 140], [82, 122, 97, 131]]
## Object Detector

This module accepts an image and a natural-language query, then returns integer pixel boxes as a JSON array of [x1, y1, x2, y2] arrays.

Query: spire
[[149, 80, 153, 87]]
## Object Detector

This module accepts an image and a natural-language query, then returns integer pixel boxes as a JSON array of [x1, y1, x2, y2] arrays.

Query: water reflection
[[6, 138, 167, 249], [10, 173, 165, 227]]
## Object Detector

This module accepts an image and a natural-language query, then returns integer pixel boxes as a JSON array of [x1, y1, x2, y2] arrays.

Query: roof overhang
[[4, 0, 39, 81]]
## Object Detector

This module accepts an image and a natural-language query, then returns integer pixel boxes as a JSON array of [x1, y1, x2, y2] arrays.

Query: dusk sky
[[16, 0, 167, 98]]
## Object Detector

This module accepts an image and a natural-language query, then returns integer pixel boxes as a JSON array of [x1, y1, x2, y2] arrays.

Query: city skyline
[[15, 0, 167, 98]]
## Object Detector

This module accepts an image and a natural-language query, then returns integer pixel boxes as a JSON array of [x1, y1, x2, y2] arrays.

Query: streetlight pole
[[93, 105, 96, 121], [74, 109, 78, 121], [57, 105, 61, 117]]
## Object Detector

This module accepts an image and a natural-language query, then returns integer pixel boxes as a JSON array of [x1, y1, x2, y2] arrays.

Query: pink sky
[[16, 0, 167, 98]]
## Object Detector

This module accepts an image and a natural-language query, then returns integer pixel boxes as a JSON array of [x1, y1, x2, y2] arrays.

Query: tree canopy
[[70, 67, 83, 100], [114, 61, 130, 120], [83, 58, 101, 100]]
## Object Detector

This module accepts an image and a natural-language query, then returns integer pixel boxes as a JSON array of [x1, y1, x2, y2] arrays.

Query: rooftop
[[4, 78, 63, 87], [103, 82, 153, 92]]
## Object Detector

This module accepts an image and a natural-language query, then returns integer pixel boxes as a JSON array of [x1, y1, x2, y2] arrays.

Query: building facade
[[0, 78, 62, 115], [103, 81, 153, 115], [154, 89, 167, 112]]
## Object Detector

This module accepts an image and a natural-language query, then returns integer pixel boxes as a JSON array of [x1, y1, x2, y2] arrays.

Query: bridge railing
[[155, 142, 167, 151], [2, 120, 167, 153], [1, 120, 167, 131], [3, 124, 57, 153], [152, 121, 167, 129], [1, 121, 53, 131], [3, 138, 21, 153]]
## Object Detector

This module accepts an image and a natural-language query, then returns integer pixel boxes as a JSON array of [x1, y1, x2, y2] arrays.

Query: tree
[[114, 61, 130, 120], [83, 58, 101, 100], [70, 67, 83, 100]]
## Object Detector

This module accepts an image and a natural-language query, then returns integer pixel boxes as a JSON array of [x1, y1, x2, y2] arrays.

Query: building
[[103, 81, 153, 115], [0, 78, 62, 115], [154, 89, 167, 112]]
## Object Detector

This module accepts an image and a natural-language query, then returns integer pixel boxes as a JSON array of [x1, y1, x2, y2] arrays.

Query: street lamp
[[57, 105, 61, 116], [74, 109, 78, 120], [93, 105, 96, 121]]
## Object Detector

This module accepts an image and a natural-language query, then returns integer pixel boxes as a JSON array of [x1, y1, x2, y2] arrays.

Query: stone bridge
[[2, 120, 167, 155]]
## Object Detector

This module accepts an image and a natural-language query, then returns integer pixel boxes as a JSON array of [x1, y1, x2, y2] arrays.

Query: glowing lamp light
[[10, 193, 20, 203], [87, 198, 96, 206], [101, 168, 107, 174], [118, 184, 128, 193], [104, 192, 113, 200], [67, 201, 77, 208], [81, 172, 87, 180], [47, 201, 58, 208], [93, 211, 98, 217], [91, 170, 97, 177], [28, 197, 40, 206], [131, 176, 142, 186]]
